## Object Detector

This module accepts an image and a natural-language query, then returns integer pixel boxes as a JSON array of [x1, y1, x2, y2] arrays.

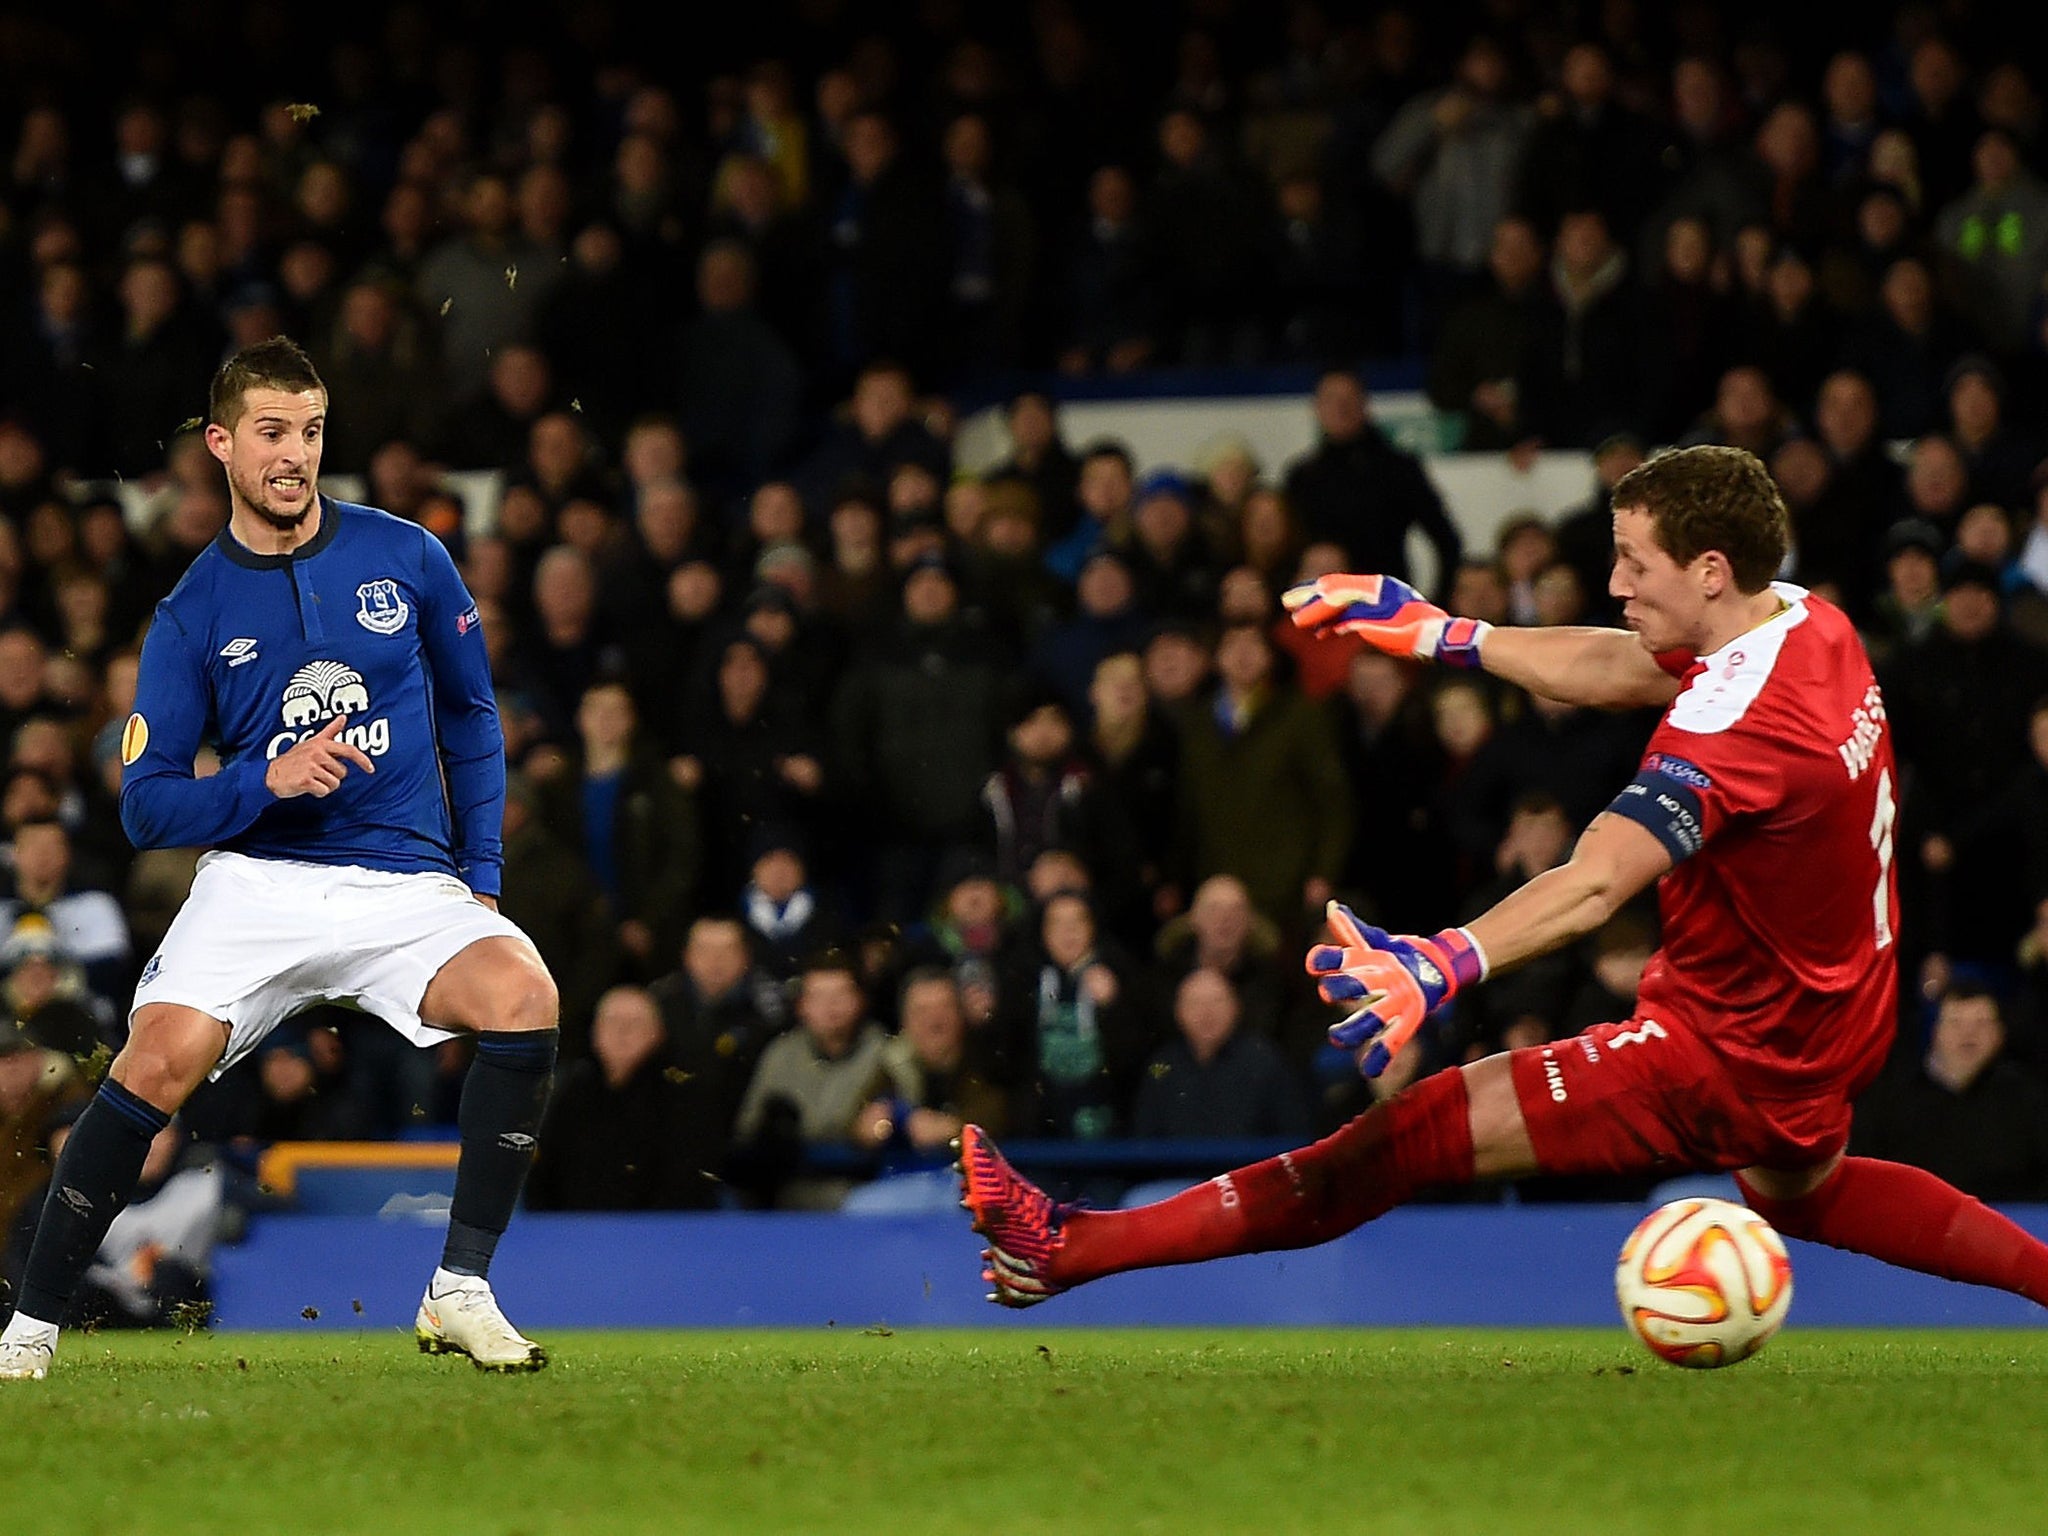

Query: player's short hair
[[209, 336, 325, 429], [1609, 445, 1790, 594]]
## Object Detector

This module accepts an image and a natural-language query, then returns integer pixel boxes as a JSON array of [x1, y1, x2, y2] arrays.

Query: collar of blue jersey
[[213, 494, 344, 569]]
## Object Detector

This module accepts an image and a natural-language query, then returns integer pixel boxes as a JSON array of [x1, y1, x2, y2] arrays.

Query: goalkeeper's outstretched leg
[[958, 1055, 1529, 1304]]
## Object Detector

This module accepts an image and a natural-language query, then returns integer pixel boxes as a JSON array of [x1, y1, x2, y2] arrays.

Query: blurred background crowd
[[6, 0, 2048, 1277]]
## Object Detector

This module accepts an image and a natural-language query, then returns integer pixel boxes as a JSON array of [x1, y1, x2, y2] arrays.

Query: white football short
[[131, 851, 537, 1076]]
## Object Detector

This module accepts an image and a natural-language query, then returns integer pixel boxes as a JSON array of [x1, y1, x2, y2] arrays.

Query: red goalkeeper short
[[1508, 1015, 1856, 1177]]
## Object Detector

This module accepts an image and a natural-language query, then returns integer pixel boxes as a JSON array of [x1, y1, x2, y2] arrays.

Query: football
[[1615, 1197, 1794, 1368]]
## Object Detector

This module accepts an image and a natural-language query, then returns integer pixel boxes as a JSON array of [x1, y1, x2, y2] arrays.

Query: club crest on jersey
[[269, 660, 391, 759], [356, 578, 410, 635]]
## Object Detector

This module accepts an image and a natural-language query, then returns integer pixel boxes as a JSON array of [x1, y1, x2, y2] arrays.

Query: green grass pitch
[[2, 1328, 2042, 1535]]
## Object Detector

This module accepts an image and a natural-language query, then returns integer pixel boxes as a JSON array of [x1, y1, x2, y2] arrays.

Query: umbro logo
[[220, 637, 261, 667], [59, 1186, 94, 1217], [498, 1132, 536, 1152]]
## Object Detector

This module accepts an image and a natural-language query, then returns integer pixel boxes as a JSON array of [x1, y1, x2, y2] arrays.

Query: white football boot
[[0, 1323, 58, 1382], [415, 1272, 548, 1372]]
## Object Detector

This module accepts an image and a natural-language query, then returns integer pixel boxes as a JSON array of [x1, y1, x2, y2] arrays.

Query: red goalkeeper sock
[[1056, 1067, 1474, 1285], [1736, 1157, 2048, 1307]]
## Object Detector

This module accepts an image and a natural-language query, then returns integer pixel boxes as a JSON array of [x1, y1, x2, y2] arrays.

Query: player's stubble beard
[[234, 463, 316, 532]]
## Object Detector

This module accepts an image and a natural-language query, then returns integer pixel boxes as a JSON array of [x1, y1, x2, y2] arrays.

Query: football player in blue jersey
[[2, 338, 557, 1378]]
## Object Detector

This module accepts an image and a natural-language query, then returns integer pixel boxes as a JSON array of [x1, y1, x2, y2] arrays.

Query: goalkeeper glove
[[1281, 573, 1488, 668], [1305, 900, 1488, 1078]]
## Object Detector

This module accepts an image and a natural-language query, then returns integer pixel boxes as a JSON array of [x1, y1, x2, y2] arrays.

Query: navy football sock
[[441, 1029, 557, 1279], [17, 1080, 171, 1324]]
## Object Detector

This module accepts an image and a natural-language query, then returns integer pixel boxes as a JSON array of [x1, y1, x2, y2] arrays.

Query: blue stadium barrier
[[208, 1204, 2048, 1332]]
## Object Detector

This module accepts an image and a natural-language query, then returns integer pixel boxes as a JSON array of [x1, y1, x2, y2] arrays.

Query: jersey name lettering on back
[[1836, 683, 1887, 781]]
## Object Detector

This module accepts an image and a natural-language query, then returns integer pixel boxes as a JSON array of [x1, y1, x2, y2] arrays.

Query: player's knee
[[495, 964, 559, 1034], [111, 1007, 225, 1109]]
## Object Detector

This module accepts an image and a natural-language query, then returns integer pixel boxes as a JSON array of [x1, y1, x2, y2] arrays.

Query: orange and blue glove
[[1305, 900, 1489, 1078], [1281, 573, 1488, 669]]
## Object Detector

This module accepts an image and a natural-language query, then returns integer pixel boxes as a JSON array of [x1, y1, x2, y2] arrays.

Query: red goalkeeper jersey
[[1604, 584, 1898, 1110]]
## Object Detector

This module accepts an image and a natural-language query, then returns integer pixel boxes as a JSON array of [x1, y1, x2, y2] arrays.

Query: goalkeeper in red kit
[[958, 445, 2048, 1311]]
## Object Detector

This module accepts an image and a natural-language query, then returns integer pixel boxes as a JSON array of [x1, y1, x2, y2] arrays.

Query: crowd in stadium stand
[[6, 2, 2048, 1239]]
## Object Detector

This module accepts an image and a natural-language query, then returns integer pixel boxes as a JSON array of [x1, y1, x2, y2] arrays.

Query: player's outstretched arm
[[1307, 815, 1673, 1077], [1474, 625, 1682, 712], [1461, 812, 1672, 974], [1283, 573, 1681, 711]]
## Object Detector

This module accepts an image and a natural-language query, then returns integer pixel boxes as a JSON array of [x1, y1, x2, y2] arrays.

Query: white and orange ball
[[1615, 1197, 1793, 1368]]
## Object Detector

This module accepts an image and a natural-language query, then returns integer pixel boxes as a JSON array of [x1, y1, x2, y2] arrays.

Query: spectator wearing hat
[[2, 819, 132, 1007], [1282, 369, 1462, 585], [1190, 434, 1261, 548], [1885, 558, 2048, 974], [956, 483, 1064, 650], [723, 576, 839, 726], [1866, 517, 1950, 664], [1116, 469, 1220, 624], [1, 912, 112, 1059]]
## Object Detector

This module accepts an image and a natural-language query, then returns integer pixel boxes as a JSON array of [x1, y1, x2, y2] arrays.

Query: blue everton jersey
[[119, 498, 506, 895]]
